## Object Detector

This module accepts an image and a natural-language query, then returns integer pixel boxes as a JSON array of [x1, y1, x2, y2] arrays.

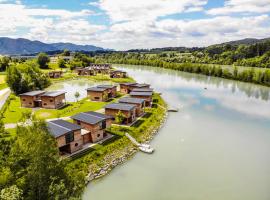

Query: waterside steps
[[157, 104, 179, 112], [125, 133, 154, 154]]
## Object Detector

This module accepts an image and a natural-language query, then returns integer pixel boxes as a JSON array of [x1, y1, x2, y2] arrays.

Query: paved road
[[0, 88, 10, 110]]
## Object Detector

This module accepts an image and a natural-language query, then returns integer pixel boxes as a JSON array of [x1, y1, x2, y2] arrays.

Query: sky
[[0, 0, 270, 50]]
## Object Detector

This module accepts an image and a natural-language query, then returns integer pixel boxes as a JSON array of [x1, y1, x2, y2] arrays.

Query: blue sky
[[0, 0, 269, 50]]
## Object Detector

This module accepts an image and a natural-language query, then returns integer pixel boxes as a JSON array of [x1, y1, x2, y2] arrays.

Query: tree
[[58, 58, 66, 68], [0, 185, 22, 200], [37, 53, 50, 69], [6, 120, 84, 199], [0, 56, 10, 71], [62, 49, 71, 56], [115, 111, 125, 124], [74, 91, 80, 102], [6, 61, 51, 95]]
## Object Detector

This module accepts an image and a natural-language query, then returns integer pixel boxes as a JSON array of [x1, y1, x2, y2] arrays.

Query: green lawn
[[2, 96, 32, 124], [34, 98, 106, 120], [83, 74, 135, 83], [0, 83, 7, 90], [2, 96, 108, 123], [0, 75, 6, 84]]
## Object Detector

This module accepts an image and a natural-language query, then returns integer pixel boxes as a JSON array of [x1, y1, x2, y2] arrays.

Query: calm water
[[83, 65, 270, 200]]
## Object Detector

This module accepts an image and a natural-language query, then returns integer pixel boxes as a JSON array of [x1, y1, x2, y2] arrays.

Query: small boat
[[139, 144, 151, 148], [139, 146, 154, 154]]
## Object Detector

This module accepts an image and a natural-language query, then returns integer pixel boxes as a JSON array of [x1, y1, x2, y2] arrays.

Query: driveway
[[0, 88, 11, 110]]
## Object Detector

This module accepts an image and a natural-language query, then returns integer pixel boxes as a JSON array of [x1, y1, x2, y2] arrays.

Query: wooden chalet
[[120, 83, 150, 94], [76, 67, 96, 76], [71, 111, 113, 143], [47, 119, 83, 154], [19, 90, 45, 108], [104, 103, 137, 124], [40, 91, 66, 109], [87, 85, 117, 102], [118, 97, 145, 117], [110, 70, 127, 78], [130, 91, 153, 106], [48, 71, 63, 78]]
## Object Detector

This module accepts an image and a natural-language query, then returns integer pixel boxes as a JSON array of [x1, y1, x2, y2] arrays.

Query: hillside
[[0, 37, 106, 55]]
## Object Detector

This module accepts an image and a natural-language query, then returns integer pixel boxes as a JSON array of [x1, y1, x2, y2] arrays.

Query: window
[[75, 143, 78, 147], [29, 102, 32, 105], [97, 134, 101, 137], [50, 100, 53, 102], [44, 103, 47, 106], [23, 99, 26, 101], [94, 97, 100, 100], [65, 132, 74, 144]]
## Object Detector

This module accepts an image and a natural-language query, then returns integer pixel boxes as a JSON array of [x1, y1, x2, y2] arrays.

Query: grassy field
[[0, 75, 5, 84], [2, 95, 32, 124], [2, 96, 108, 123], [34, 98, 106, 120]]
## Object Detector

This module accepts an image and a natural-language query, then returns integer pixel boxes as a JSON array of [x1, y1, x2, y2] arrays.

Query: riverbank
[[67, 93, 167, 183], [96, 59, 270, 87]]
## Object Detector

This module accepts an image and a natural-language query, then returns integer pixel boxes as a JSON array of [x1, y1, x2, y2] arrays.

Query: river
[[83, 65, 270, 200]]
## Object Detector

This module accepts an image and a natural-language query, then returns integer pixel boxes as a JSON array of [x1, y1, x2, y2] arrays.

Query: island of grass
[[66, 93, 167, 181]]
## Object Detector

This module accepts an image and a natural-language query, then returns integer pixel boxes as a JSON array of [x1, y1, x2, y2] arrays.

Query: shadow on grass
[[131, 119, 144, 128], [151, 104, 158, 108], [141, 112, 152, 119], [58, 104, 71, 110], [101, 135, 121, 146], [69, 147, 95, 160]]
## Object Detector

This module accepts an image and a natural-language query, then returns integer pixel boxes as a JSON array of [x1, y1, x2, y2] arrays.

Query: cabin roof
[[119, 97, 145, 104], [97, 85, 116, 89], [47, 119, 81, 138], [134, 83, 150, 88], [19, 90, 45, 96], [41, 91, 66, 97], [130, 91, 153, 96], [71, 111, 113, 125], [104, 103, 136, 111], [86, 87, 107, 92], [132, 88, 154, 92], [120, 82, 137, 86]]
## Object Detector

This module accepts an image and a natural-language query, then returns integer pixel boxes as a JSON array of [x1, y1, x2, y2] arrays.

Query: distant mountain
[[0, 37, 108, 55], [51, 42, 105, 52], [214, 37, 270, 46]]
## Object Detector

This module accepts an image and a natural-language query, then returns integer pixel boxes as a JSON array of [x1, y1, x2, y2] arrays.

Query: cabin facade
[[71, 112, 113, 143], [118, 97, 145, 117], [76, 67, 96, 76], [110, 70, 127, 78], [47, 119, 83, 154], [130, 91, 153, 106], [87, 85, 117, 102], [40, 91, 66, 109], [48, 71, 63, 78], [119, 83, 151, 94], [19, 90, 45, 108], [104, 103, 137, 124]]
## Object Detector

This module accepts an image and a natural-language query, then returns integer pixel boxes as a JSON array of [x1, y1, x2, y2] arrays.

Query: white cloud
[[98, 0, 207, 22], [0, 3, 105, 44], [207, 0, 270, 15], [96, 14, 270, 50]]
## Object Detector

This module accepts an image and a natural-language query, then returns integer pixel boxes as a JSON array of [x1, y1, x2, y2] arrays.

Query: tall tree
[[37, 53, 50, 69]]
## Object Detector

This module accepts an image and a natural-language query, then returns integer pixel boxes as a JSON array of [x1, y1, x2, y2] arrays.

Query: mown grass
[[2, 95, 32, 124], [66, 93, 167, 177]]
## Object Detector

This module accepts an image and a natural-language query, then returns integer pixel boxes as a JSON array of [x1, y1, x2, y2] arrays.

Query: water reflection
[[116, 65, 270, 120]]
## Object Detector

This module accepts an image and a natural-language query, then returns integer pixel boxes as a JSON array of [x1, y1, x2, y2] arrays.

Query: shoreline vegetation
[[67, 93, 167, 183], [95, 58, 270, 87]]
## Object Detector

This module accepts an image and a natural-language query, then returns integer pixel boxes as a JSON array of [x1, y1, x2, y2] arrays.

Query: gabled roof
[[104, 103, 136, 111], [130, 91, 153, 96], [47, 119, 81, 138], [41, 91, 66, 97], [132, 88, 154, 92], [97, 85, 117, 89], [120, 82, 137, 86], [86, 87, 107, 92], [133, 83, 150, 88], [119, 97, 145, 104], [71, 111, 113, 125], [19, 90, 45, 96]]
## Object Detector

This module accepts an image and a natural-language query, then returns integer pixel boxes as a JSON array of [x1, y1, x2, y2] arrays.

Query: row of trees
[[6, 61, 51, 95], [93, 54, 270, 86], [0, 117, 85, 199]]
